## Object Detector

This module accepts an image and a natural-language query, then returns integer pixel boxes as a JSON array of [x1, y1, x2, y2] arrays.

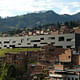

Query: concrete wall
[[0, 33, 76, 49]]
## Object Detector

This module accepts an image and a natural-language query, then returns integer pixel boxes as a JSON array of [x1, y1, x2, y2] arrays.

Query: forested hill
[[0, 10, 80, 32]]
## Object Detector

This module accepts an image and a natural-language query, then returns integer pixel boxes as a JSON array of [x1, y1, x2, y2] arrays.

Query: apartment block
[[0, 33, 80, 50]]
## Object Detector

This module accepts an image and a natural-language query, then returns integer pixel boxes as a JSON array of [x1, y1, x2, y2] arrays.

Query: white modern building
[[0, 33, 80, 49]]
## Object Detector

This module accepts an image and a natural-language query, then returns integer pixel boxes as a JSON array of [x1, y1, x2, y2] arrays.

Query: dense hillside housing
[[0, 33, 80, 50], [0, 44, 80, 80]]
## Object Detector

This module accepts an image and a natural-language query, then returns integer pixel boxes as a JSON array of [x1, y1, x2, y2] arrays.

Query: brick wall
[[59, 49, 72, 62]]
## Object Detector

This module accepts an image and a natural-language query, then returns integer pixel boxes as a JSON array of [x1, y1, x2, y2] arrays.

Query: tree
[[0, 63, 16, 80], [7, 65, 16, 78], [0, 62, 9, 80]]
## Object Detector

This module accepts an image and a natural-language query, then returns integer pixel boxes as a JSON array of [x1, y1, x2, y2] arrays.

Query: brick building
[[4, 52, 26, 68]]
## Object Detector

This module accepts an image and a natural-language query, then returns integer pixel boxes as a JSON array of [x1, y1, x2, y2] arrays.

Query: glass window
[[68, 77, 70, 80], [59, 37, 64, 41], [75, 78, 78, 80], [72, 77, 74, 80], [67, 38, 72, 41]]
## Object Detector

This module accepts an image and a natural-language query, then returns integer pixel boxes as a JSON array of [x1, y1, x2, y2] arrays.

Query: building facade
[[0, 33, 80, 49]]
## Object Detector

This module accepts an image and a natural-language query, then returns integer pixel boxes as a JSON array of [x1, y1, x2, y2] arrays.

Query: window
[[67, 46, 71, 48], [59, 37, 64, 41], [10, 45, 15, 48], [56, 46, 63, 48], [27, 38, 30, 41], [67, 38, 72, 41], [72, 77, 74, 80], [51, 42, 55, 44], [18, 43, 21, 45], [12, 41, 16, 43], [68, 78, 70, 80], [75, 78, 78, 80], [48, 37, 55, 40], [27, 43, 31, 45], [33, 44, 37, 48], [21, 39, 24, 43], [40, 37, 44, 40], [31, 40, 40, 42], [4, 41, 9, 43], [68, 56, 71, 58], [4, 45, 7, 47]]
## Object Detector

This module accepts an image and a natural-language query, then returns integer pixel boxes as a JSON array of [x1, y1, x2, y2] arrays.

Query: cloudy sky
[[0, 0, 80, 18]]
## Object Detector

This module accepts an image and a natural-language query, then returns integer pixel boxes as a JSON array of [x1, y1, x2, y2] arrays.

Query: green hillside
[[0, 10, 80, 32], [0, 48, 40, 57]]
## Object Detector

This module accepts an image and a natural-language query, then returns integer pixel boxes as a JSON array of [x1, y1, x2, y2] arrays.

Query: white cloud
[[70, 2, 80, 7], [0, 11, 14, 18], [60, 6, 72, 14], [0, 0, 80, 17]]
